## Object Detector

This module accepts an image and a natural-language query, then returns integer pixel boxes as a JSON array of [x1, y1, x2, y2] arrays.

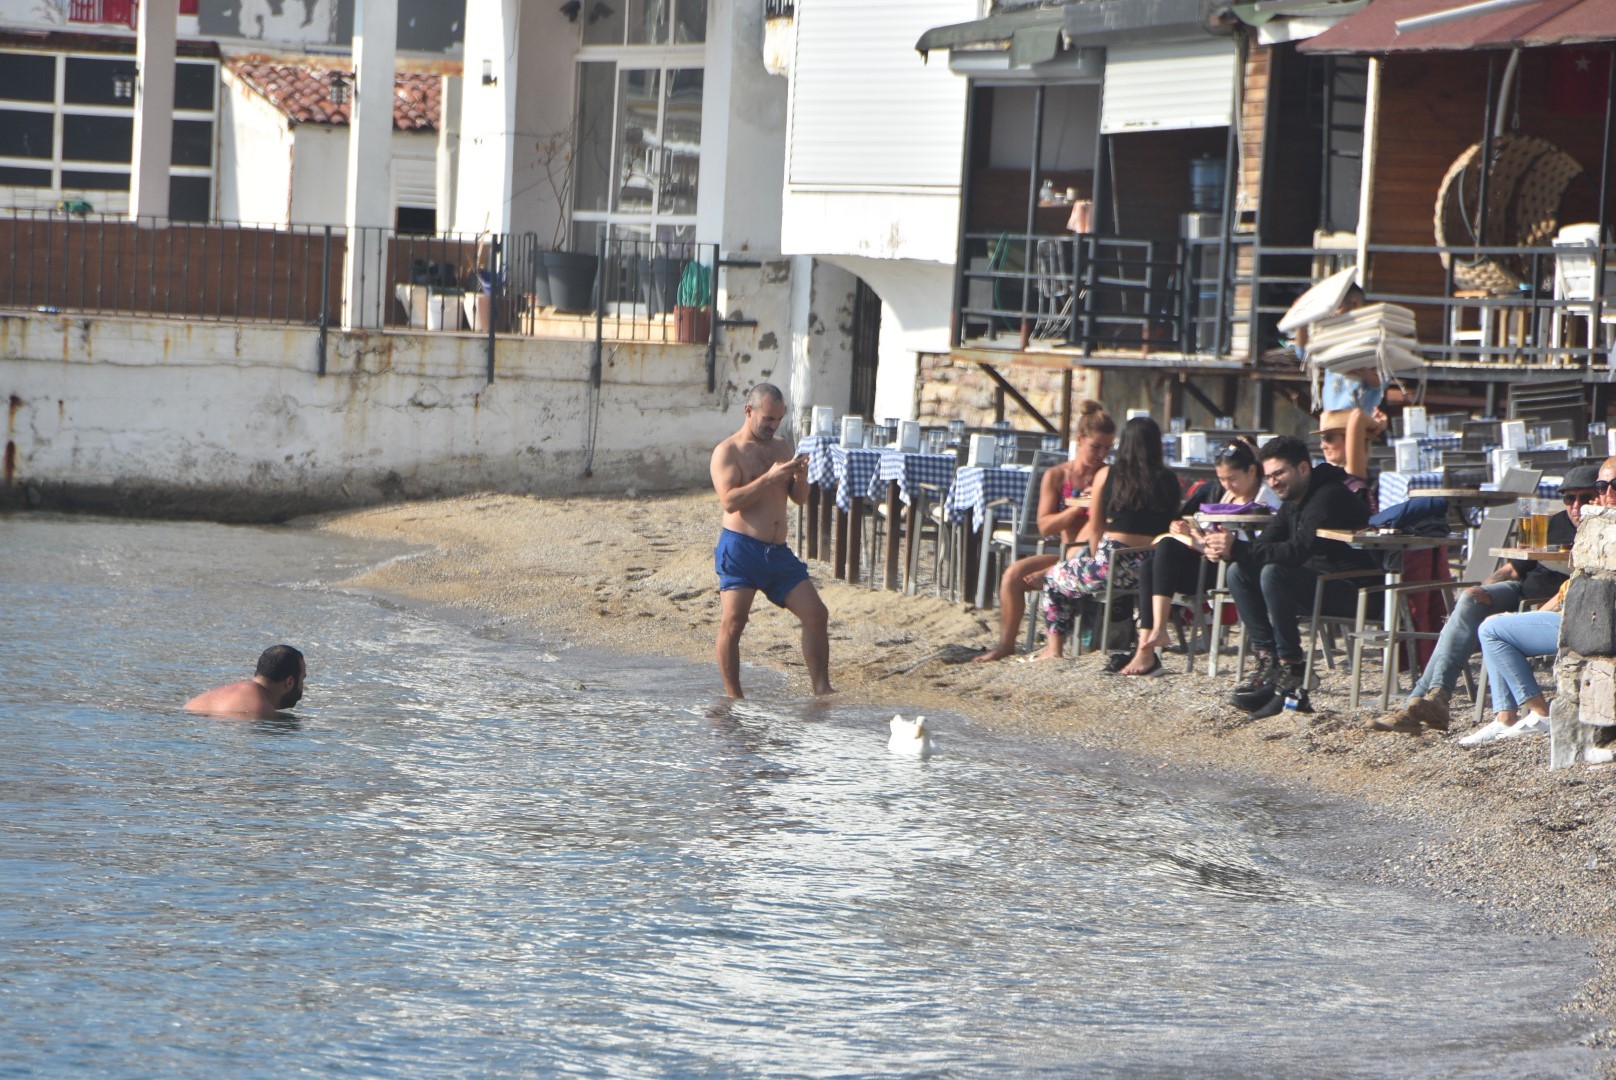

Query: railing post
[[590, 231, 605, 390], [486, 234, 499, 384], [706, 242, 718, 392], [318, 224, 331, 376]]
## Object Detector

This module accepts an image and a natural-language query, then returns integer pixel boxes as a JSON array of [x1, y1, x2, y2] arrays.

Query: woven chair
[[1434, 133, 1584, 295]]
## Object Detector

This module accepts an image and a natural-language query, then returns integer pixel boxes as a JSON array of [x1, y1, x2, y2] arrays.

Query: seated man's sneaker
[[1248, 663, 1308, 720], [1232, 655, 1274, 697], [1586, 743, 1616, 765], [1495, 710, 1550, 739]]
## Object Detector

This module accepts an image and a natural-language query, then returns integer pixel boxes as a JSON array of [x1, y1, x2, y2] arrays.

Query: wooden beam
[[976, 361, 1057, 432], [1179, 374, 1223, 418]]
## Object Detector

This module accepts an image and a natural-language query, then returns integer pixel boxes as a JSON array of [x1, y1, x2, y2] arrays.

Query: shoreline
[[316, 488, 1616, 1061]]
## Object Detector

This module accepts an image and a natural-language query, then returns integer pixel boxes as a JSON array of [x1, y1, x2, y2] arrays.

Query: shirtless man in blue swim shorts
[[710, 383, 833, 699]]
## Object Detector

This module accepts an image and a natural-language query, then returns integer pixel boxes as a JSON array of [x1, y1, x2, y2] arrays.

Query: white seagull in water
[[888, 714, 934, 758]]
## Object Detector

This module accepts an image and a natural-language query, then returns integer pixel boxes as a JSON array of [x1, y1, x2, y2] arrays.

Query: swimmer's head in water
[[256, 644, 306, 709]]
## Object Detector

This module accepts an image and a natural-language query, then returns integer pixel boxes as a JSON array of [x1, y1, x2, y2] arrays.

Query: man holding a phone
[[709, 383, 833, 699]]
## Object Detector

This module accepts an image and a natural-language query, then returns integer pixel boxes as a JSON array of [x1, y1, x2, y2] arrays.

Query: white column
[[452, 0, 520, 236], [341, 0, 399, 330], [435, 74, 461, 235], [128, 0, 177, 222]]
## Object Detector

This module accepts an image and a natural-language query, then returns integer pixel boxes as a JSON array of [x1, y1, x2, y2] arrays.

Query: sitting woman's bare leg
[[1120, 595, 1173, 674], [974, 552, 1059, 661]]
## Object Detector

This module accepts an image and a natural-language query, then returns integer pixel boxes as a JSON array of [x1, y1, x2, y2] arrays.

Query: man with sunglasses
[[1203, 435, 1376, 718], [1370, 462, 1604, 734]]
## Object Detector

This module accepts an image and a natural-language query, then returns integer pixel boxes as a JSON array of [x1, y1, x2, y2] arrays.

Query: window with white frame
[[570, 0, 705, 253], [0, 50, 218, 219]]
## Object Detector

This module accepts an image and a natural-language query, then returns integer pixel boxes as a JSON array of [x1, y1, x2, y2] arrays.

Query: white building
[[219, 58, 439, 229], [775, 0, 978, 422]]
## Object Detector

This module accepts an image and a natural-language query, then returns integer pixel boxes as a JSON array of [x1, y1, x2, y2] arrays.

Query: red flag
[[1548, 46, 1612, 116]]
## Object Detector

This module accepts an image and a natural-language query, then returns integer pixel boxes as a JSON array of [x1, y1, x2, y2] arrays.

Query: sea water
[[0, 514, 1602, 1077]]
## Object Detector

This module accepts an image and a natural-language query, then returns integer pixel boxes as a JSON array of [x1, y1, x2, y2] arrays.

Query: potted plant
[[674, 259, 711, 343], [536, 124, 599, 314]]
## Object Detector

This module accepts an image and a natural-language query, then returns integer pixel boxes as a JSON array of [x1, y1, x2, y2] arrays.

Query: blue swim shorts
[[714, 528, 811, 607]]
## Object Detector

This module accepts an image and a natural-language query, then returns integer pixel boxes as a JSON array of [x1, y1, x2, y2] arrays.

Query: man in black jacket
[[1203, 435, 1375, 718]]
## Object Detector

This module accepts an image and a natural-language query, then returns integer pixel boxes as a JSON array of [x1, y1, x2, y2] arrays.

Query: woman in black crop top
[[1030, 416, 1179, 661]]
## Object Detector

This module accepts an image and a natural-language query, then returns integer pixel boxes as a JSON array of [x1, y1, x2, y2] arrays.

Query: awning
[[1063, 0, 1226, 45], [1300, 0, 1616, 53], [915, 10, 1067, 65]]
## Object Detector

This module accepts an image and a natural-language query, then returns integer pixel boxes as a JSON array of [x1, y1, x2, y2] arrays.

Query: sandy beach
[[320, 488, 1616, 1060]]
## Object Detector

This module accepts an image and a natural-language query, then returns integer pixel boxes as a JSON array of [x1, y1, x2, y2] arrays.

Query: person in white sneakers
[[1460, 455, 1616, 746]]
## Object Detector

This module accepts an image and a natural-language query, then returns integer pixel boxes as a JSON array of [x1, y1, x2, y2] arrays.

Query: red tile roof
[[227, 59, 440, 132]]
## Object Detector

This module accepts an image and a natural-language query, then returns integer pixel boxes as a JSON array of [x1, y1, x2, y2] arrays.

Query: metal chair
[[1302, 567, 1387, 703], [1072, 543, 1152, 657], [1033, 238, 1075, 341], [975, 451, 1063, 612]]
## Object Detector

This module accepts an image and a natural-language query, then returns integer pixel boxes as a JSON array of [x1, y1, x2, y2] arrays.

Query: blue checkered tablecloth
[[804, 435, 843, 488], [1415, 433, 1462, 451], [868, 449, 958, 506], [816, 445, 885, 511], [1378, 470, 1443, 509], [944, 465, 1033, 530], [1538, 476, 1563, 498]]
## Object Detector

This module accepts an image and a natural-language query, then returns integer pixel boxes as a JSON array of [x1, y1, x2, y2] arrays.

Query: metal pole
[[316, 226, 331, 376], [1592, 43, 1615, 373], [705, 243, 718, 392], [486, 234, 499, 383], [951, 84, 977, 348], [1476, 55, 1497, 253], [1021, 84, 1045, 348]]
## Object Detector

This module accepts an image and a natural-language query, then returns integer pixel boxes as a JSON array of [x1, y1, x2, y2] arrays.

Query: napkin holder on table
[[896, 419, 922, 452], [1180, 431, 1209, 463], [811, 405, 836, 437], [840, 416, 864, 449], [967, 433, 998, 467]]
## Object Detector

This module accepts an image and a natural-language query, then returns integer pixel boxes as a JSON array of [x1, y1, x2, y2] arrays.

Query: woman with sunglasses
[[1118, 438, 1280, 676], [1458, 458, 1616, 747], [1031, 416, 1179, 662], [975, 400, 1116, 662]]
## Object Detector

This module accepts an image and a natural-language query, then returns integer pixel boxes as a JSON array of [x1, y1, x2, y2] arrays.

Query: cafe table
[[797, 434, 838, 558], [825, 443, 885, 584], [865, 448, 959, 593], [1317, 527, 1463, 708], [945, 462, 1041, 609], [1489, 546, 1572, 564]]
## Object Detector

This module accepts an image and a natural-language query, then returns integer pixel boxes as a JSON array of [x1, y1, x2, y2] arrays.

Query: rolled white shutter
[[788, 0, 972, 189], [1099, 39, 1238, 135]]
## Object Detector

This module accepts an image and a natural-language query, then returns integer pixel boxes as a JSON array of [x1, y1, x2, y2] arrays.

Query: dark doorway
[[849, 278, 881, 418]]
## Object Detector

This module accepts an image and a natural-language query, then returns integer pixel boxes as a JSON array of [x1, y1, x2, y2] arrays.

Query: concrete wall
[[0, 311, 740, 520]]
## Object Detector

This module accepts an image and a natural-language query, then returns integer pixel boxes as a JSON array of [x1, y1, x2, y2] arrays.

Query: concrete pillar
[[341, 0, 398, 330], [129, 0, 178, 222], [435, 74, 461, 236]]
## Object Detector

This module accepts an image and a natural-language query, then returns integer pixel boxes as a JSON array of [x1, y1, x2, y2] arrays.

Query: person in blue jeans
[[1369, 462, 1603, 734], [1457, 456, 1616, 746]]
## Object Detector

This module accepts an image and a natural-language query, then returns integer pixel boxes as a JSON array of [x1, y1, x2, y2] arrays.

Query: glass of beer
[[1516, 499, 1542, 549]]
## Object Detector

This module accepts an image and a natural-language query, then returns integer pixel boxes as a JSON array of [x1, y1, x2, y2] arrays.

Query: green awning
[[916, 10, 1066, 63]]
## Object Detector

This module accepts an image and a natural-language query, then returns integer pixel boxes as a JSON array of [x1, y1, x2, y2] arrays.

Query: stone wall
[[1550, 505, 1616, 768], [916, 353, 1099, 430]]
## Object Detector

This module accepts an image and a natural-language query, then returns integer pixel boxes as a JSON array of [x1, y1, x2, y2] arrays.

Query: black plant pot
[[638, 256, 678, 316], [531, 249, 552, 308], [543, 251, 599, 314]]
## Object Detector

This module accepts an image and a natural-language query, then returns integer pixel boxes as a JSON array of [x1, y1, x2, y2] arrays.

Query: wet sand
[[319, 489, 1616, 1063]]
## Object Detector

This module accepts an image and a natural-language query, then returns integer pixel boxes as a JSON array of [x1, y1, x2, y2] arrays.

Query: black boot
[[1248, 662, 1310, 720], [1230, 654, 1278, 711]]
